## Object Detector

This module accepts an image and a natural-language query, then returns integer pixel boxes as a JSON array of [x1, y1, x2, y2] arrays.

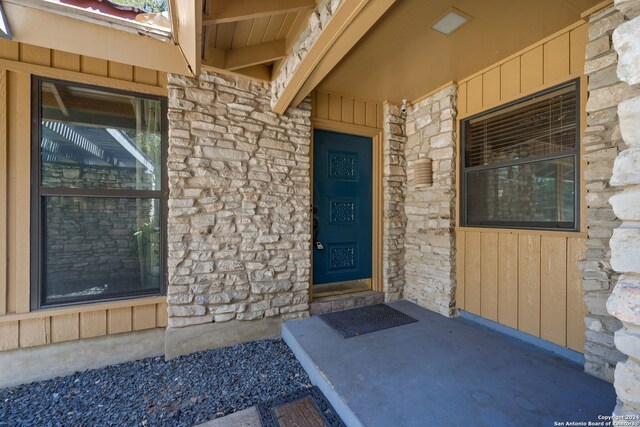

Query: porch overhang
[[2, 0, 199, 76]]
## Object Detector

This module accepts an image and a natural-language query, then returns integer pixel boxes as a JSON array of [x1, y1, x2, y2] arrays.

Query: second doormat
[[257, 386, 345, 427], [319, 303, 418, 338]]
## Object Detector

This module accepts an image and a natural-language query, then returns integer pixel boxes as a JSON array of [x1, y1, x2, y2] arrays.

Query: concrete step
[[309, 291, 384, 316], [281, 321, 363, 427]]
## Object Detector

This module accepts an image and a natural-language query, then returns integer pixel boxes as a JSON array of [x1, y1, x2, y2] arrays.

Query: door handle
[[313, 212, 323, 250]]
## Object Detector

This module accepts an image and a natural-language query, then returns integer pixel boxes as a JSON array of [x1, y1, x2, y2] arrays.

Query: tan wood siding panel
[[341, 97, 354, 124], [480, 232, 499, 321], [108, 62, 134, 81], [133, 67, 158, 86], [464, 232, 481, 315], [520, 46, 543, 93], [497, 233, 519, 329], [570, 24, 588, 75], [544, 34, 570, 84], [315, 91, 329, 120], [365, 102, 377, 128], [467, 76, 483, 113], [459, 22, 587, 118], [518, 234, 541, 337], [107, 307, 132, 335], [132, 304, 157, 331], [0, 40, 19, 61], [457, 82, 467, 116], [329, 94, 342, 122], [19, 318, 50, 348], [51, 51, 81, 72], [540, 236, 568, 346], [311, 91, 382, 130], [567, 237, 586, 352], [80, 57, 109, 77], [19, 45, 51, 67], [455, 232, 465, 309], [8, 71, 31, 314], [500, 58, 520, 102], [51, 313, 80, 343], [0, 68, 6, 316], [482, 68, 501, 108], [80, 310, 107, 339], [354, 99, 366, 126], [0, 321, 18, 351], [156, 302, 168, 327]]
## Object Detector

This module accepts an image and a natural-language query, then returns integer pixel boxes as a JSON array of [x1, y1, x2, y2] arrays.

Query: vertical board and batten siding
[[0, 40, 168, 352], [311, 90, 384, 129], [455, 21, 588, 352]]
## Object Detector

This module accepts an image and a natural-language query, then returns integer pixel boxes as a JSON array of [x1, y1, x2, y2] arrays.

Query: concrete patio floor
[[282, 300, 616, 427]]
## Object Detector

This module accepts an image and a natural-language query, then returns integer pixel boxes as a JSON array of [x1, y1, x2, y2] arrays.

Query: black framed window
[[460, 80, 580, 231], [31, 77, 168, 308]]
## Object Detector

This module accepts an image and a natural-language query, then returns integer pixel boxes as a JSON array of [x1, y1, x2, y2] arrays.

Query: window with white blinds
[[460, 80, 580, 230]]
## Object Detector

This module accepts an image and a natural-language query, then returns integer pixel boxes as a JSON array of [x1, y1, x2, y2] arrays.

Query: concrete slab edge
[[281, 321, 363, 427], [458, 310, 585, 366], [165, 317, 282, 360]]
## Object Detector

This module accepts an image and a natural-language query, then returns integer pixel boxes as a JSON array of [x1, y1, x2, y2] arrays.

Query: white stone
[[611, 229, 640, 273], [610, 188, 640, 220], [607, 275, 640, 325], [615, 360, 640, 410], [611, 148, 640, 186], [614, 15, 640, 85], [616, 327, 640, 361], [619, 96, 640, 146]]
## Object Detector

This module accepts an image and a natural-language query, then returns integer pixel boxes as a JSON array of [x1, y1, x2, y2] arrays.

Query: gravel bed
[[0, 339, 311, 427]]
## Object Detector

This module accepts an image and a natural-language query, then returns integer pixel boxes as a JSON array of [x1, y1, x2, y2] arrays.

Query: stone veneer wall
[[166, 71, 311, 328], [382, 103, 407, 302], [401, 85, 458, 316], [582, 3, 640, 381], [272, 0, 345, 108], [606, 0, 640, 416]]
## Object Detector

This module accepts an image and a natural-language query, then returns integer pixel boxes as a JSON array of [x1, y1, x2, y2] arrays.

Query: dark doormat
[[257, 386, 345, 427], [319, 303, 418, 338]]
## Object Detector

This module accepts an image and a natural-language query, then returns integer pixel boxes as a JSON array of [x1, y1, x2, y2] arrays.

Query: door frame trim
[[310, 118, 383, 302]]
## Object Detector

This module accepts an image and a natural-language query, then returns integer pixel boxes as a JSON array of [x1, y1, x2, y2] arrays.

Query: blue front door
[[313, 129, 372, 285]]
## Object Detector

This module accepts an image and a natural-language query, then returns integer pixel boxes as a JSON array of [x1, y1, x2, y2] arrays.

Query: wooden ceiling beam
[[203, 0, 316, 25], [202, 39, 285, 73], [224, 39, 286, 70]]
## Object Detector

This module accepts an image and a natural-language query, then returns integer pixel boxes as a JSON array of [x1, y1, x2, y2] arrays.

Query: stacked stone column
[[401, 85, 458, 316], [606, 0, 640, 416], [382, 102, 407, 302]]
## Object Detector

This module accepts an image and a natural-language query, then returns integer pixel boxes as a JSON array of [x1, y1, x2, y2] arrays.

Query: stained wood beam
[[203, 0, 316, 25], [174, 0, 203, 76], [272, 0, 396, 114], [225, 39, 286, 71]]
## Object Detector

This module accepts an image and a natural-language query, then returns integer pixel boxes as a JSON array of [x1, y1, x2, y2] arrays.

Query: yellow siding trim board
[[0, 68, 6, 316]]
